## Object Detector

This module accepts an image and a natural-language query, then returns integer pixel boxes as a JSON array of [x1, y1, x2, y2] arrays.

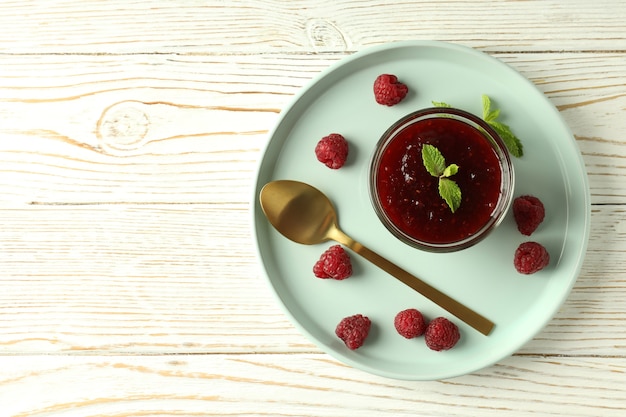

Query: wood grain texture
[[0, 53, 624, 204], [1, 354, 625, 417], [0, 0, 625, 53], [0, 203, 622, 355], [1, 0, 626, 415]]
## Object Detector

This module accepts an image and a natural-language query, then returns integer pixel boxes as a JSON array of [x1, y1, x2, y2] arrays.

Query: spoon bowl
[[259, 180, 337, 245], [259, 179, 495, 336]]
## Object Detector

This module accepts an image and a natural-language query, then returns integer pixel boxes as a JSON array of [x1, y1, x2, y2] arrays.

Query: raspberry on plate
[[424, 317, 460, 351], [313, 245, 352, 280], [315, 133, 349, 169], [373, 74, 408, 106], [514, 241, 550, 274], [335, 314, 371, 350], [513, 195, 545, 236], [394, 308, 426, 339]]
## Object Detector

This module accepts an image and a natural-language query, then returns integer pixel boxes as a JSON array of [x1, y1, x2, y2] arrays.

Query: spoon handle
[[330, 228, 494, 336]]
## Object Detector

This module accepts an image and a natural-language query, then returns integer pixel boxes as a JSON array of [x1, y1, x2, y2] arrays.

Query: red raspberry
[[425, 317, 460, 351], [514, 241, 550, 274], [315, 133, 348, 169], [313, 245, 352, 280], [513, 195, 545, 236], [394, 308, 426, 339], [335, 314, 371, 350], [373, 74, 408, 106]]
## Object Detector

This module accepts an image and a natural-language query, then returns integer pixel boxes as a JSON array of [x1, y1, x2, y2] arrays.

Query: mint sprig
[[421, 144, 461, 213], [431, 95, 524, 158], [482, 95, 523, 157]]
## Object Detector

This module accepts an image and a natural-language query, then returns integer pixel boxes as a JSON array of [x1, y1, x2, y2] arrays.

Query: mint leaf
[[439, 178, 462, 213], [488, 120, 524, 158], [482, 95, 501, 122], [432, 101, 452, 108], [485, 108, 500, 123], [442, 163, 458, 177], [481, 94, 524, 157], [421, 144, 446, 177], [482, 94, 492, 120]]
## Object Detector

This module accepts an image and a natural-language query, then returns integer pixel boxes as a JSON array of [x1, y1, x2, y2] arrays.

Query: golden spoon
[[259, 179, 494, 336]]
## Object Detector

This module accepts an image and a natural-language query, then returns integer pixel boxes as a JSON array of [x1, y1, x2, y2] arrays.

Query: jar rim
[[368, 107, 515, 253]]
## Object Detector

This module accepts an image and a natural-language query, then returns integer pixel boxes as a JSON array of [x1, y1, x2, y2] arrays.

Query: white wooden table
[[1, 1, 625, 415]]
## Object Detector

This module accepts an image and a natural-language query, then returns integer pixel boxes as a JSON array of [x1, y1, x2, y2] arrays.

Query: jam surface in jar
[[376, 117, 503, 244]]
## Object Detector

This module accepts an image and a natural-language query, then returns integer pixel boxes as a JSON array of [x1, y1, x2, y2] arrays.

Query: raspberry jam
[[369, 108, 514, 252]]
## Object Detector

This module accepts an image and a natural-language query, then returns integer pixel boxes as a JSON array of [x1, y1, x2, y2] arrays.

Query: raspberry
[[514, 241, 550, 274], [513, 195, 545, 236], [424, 317, 460, 351], [335, 314, 371, 350], [394, 308, 426, 339], [313, 245, 352, 280], [315, 133, 348, 169], [373, 74, 408, 106]]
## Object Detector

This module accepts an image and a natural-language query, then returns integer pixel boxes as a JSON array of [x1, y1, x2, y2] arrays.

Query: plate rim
[[251, 40, 591, 380]]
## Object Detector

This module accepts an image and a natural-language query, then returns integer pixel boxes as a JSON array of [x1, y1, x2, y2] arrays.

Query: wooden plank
[[0, 0, 625, 53], [0, 205, 304, 353], [0, 354, 624, 416], [0, 204, 622, 356], [0, 53, 624, 205]]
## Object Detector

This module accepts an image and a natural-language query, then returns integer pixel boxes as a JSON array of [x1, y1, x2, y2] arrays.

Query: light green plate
[[252, 41, 590, 380]]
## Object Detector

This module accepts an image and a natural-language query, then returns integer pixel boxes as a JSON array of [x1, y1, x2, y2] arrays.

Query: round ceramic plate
[[252, 41, 590, 380]]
